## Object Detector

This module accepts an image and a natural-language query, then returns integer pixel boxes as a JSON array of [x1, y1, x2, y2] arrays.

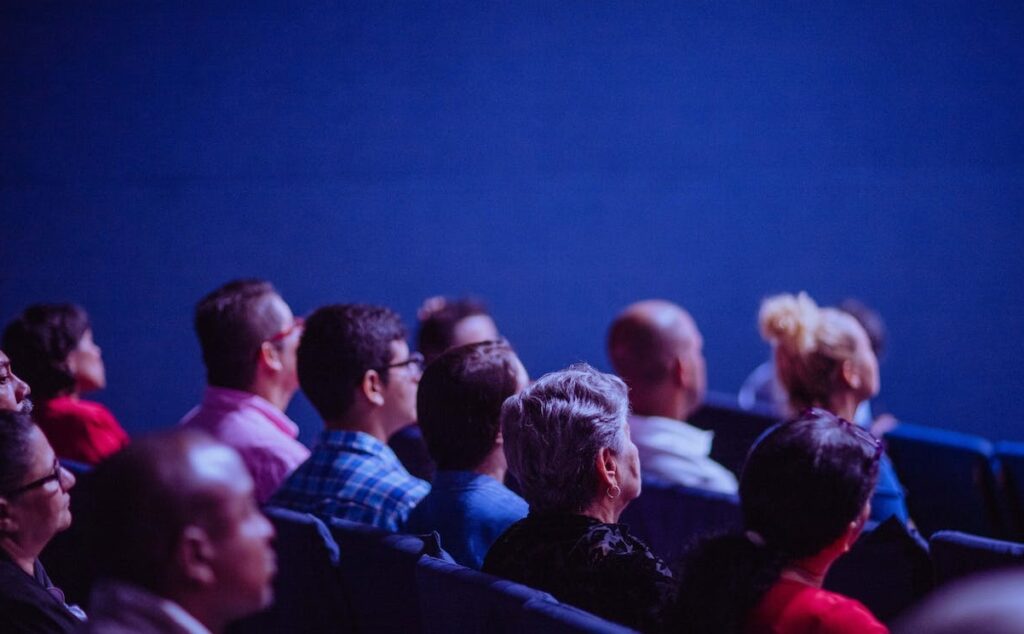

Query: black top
[[0, 552, 81, 634], [482, 512, 675, 632]]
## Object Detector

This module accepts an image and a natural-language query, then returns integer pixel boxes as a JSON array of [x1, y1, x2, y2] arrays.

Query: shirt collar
[[89, 580, 213, 634], [201, 386, 300, 438], [318, 429, 402, 465], [628, 413, 714, 456]]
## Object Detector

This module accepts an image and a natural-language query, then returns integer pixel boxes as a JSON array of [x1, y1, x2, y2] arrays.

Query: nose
[[15, 376, 29, 401], [59, 466, 76, 491]]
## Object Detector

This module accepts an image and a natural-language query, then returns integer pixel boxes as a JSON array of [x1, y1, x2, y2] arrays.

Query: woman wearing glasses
[[670, 409, 887, 633], [0, 410, 83, 632], [757, 291, 909, 525]]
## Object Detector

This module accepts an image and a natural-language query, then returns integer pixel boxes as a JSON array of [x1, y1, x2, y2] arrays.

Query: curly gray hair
[[501, 363, 630, 514]]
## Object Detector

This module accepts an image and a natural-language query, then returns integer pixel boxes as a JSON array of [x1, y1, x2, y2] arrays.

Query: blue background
[[3, 1, 1022, 445]]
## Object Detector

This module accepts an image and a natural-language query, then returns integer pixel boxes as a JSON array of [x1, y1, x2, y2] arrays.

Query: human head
[[759, 292, 880, 414], [417, 340, 528, 471], [416, 296, 499, 365], [838, 298, 887, 360], [89, 430, 275, 632], [0, 411, 76, 559], [0, 350, 32, 413], [194, 279, 300, 397], [2, 303, 104, 401], [740, 408, 881, 559], [607, 299, 706, 419], [501, 363, 639, 516], [298, 304, 418, 436]]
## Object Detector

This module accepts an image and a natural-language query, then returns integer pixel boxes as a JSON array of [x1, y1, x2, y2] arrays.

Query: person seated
[[405, 340, 529, 569], [391, 296, 501, 481], [0, 410, 83, 633], [607, 299, 737, 493], [180, 279, 310, 503], [670, 408, 888, 634], [81, 429, 276, 634], [2, 304, 128, 465], [758, 292, 909, 524], [0, 349, 33, 413], [269, 304, 429, 532], [483, 364, 674, 632]]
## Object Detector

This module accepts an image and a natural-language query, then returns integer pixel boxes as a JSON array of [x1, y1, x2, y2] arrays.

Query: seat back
[[930, 530, 1024, 587], [520, 597, 638, 633], [229, 507, 350, 634], [994, 441, 1024, 540], [825, 516, 933, 622], [883, 423, 1000, 537], [620, 476, 741, 561], [329, 518, 429, 633], [689, 392, 779, 476]]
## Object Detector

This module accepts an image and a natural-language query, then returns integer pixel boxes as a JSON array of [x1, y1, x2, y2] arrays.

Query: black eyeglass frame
[[381, 351, 426, 373], [3, 458, 63, 498]]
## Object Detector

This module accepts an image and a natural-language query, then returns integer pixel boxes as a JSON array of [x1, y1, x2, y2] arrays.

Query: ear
[[177, 525, 217, 586], [594, 446, 619, 490], [0, 498, 18, 534], [361, 370, 386, 407], [671, 355, 687, 388], [842, 503, 871, 552], [258, 341, 284, 373], [840, 359, 861, 390]]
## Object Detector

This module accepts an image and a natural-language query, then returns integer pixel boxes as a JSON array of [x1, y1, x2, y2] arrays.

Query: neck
[[827, 392, 861, 423], [0, 538, 39, 576], [780, 549, 838, 589], [172, 594, 228, 634], [325, 412, 392, 444], [472, 446, 507, 482], [580, 496, 621, 524], [247, 378, 294, 413], [629, 385, 689, 421]]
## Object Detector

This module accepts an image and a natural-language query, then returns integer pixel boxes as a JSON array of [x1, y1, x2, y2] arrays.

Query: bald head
[[607, 300, 706, 418]]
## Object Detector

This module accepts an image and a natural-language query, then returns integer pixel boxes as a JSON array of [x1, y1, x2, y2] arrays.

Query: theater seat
[[994, 441, 1024, 540], [229, 507, 350, 634], [930, 530, 1024, 587], [619, 476, 741, 561], [521, 596, 637, 633], [883, 423, 1001, 537]]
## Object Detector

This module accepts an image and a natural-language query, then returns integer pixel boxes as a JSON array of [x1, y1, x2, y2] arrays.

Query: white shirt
[[628, 414, 739, 494], [83, 581, 212, 634]]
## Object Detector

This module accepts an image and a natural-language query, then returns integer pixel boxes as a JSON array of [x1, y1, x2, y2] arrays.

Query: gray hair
[[501, 363, 630, 514]]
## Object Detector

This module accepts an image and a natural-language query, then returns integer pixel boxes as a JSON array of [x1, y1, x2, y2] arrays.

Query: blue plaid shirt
[[269, 429, 430, 532]]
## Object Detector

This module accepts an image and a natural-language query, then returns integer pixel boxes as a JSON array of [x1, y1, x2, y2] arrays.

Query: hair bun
[[759, 292, 820, 354]]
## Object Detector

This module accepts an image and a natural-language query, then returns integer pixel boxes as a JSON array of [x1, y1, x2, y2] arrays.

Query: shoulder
[[760, 583, 888, 634], [814, 592, 888, 633]]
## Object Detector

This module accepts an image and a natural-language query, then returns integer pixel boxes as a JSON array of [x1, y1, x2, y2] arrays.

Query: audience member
[[483, 364, 674, 632], [607, 299, 737, 493], [0, 349, 32, 413], [391, 296, 501, 481], [405, 340, 529, 568], [82, 429, 276, 634], [2, 304, 128, 465], [0, 410, 83, 633], [269, 304, 430, 532], [893, 570, 1024, 634], [758, 291, 909, 524], [180, 279, 309, 503], [670, 408, 887, 634]]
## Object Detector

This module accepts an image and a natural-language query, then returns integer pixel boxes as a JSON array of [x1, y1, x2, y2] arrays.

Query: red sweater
[[35, 396, 130, 465], [745, 578, 889, 634]]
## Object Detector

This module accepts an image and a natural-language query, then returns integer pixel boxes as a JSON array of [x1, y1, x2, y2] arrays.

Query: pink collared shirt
[[179, 386, 310, 503]]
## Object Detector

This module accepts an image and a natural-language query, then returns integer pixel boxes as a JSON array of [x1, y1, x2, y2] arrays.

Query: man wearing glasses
[[269, 304, 430, 532], [180, 279, 310, 504]]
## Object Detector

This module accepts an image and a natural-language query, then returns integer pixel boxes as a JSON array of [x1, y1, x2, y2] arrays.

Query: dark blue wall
[[3, 1, 1023, 445]]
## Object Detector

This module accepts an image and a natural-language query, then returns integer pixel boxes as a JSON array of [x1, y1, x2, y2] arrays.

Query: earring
[[607, 484, 621, 500]]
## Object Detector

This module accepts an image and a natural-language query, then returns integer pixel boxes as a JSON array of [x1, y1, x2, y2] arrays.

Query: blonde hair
[[758, 292, 862, 413]]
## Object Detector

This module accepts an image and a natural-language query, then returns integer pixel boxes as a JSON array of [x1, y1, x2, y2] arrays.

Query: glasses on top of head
[[3, 458, 64, 498], [383, 351, 425, 374], [267, 316, 305, 344], [804, 407, 884, 461]]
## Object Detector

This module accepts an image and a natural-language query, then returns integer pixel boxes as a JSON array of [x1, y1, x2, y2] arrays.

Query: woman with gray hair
[[482, 364, 674, 632]]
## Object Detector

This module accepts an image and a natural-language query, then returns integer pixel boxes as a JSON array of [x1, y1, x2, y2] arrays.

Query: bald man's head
[[607, 300, 706, 416]]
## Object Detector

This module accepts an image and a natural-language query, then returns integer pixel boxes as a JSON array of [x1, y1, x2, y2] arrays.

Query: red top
[[35, 396, 130, 465], [745, 578, 889, 634]]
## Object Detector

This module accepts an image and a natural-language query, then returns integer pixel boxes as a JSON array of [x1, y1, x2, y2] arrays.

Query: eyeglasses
[[3, 458, 64, 498], [267, 317, 305, 344], [805, 407, 884, 461], [383, 352, 425, 374]]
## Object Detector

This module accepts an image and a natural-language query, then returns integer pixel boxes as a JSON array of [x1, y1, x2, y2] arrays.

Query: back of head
[[500, 363, 628, 514], [2, 303, 90, 401], [417, 340, 522, 471], [758, 292, 862, 412], [0, 410, 38, 493], [673, 408, 881, 634], [194, 279, 283, 391], [416, 296, 493, 365], [298, 303, 406, 422], [88, 429, 231, 594], [607, 300, 694, 387]]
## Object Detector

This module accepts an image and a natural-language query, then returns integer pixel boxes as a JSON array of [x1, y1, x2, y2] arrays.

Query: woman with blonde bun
[[758, 292, 909, 524]]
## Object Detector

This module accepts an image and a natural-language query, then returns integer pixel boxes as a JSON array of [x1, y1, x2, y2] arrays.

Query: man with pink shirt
[[180, 279, 310, 503]]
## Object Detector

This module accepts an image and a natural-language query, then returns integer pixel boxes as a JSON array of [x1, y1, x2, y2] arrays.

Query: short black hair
[[194, 279, 285, 390], [0, 411, 37, 493], [416, 297, 491, 365], [417, 340, 521, 471], [298, 304, 407, 422], [2, 303, 91, 401]]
